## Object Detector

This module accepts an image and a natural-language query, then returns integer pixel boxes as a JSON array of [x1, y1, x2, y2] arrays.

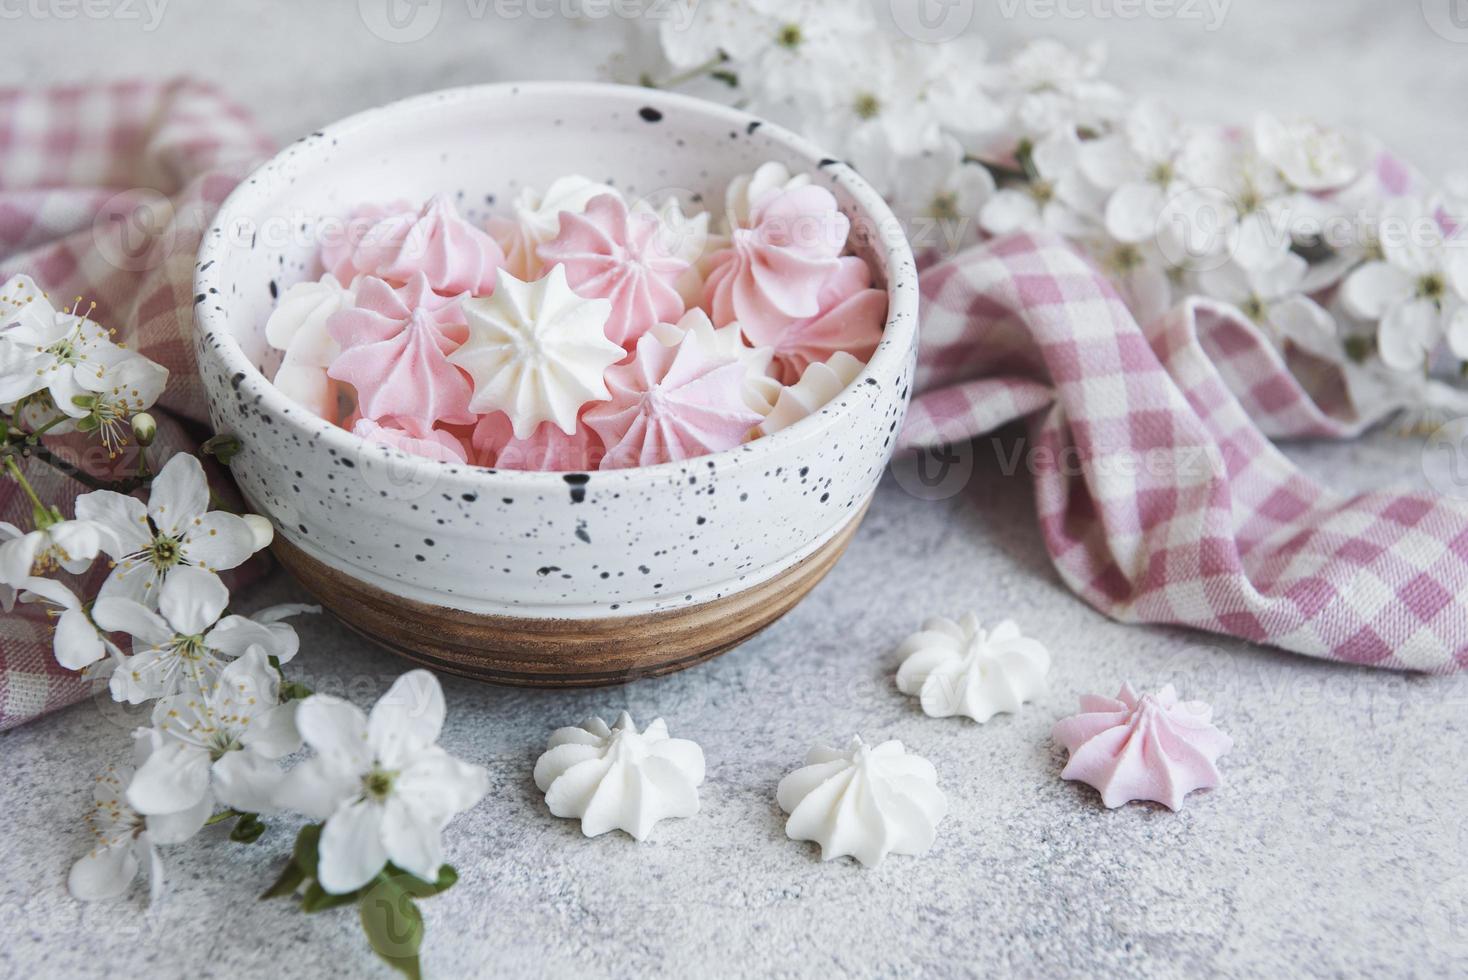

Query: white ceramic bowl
[[193, 82, 917, 683]]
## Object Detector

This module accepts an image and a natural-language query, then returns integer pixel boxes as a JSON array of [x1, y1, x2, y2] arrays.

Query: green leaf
[[383, 863, 457, 897], [302, 881, 362, 913], [710, 69, 740, 88], [359, 875, 424, 980], [293, 823, 322, 878], [279, 681, 314, 702], [261, 861, 306, 901], [230, 813, 266, 844]]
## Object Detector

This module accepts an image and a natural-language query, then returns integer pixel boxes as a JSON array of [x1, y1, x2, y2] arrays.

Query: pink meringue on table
[[326, 273, 468, 350], [328, 307, 475, 433], [744, 255, 887, 385], [470, 411, 605, 471], [1051, 683, 1234, 811], [537, 193, 689, 348], [351, 416, 469, 464], [346, 193, 505, 295], [319, 199, 413, 284], [701, 184, 850, 338], [583, 328, 764, 470]]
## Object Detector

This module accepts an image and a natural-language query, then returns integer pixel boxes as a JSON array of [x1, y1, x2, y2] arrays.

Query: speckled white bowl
[[193, 82, 917, 683]]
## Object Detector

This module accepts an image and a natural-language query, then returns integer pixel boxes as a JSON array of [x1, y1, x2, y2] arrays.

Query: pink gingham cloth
[[902, 232, 1468, 673], [0, 80, 274, 729]]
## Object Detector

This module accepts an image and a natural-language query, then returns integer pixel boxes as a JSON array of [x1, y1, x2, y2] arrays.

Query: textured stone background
[[5, 3, 1468, 977]]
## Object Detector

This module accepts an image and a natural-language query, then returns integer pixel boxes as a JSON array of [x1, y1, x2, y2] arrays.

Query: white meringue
[[533, 711, 706, 841], [637, 195, 714, 306], [265, 274, 356, 421], [756, 350, 864, 436], [895, 614, 1051, 723], [723, 161, 813, 233], [650, 308, 780, 415], [777, 736, 947, 867], [492, 175, 621, 280], [449, 265, 623, 439]]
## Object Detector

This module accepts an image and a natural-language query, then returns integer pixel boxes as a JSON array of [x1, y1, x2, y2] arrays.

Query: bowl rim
[[193, 80, 919, 488]]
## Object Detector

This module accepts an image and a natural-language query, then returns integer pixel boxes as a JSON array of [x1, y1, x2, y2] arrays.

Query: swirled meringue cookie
[[777, 736, 947, 867], [702, 184, 848, 337], [319, 200, 413, 284], [756, 351, 864, 437], [650, 308, 780, 416], [533, 712, 705, 840], [895, 614, 1050, 723], [328, 305, 474, 434], [265, 274, 356, 421], [745, 255, 886, 385], [449, 266, 622, 439], [538, 193, 689, 348], [348, 193, 506, 295], [488, 175, 621, 281], [1051, 683, 1233, 810], [722, 161, 812, 232], [583, 325, 764, 469]]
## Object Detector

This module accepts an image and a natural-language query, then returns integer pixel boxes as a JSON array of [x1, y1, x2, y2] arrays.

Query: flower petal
[[213, 750, 285, 814], [318, 800, 388, 895], [54, 606, 106, 671], [157, 565, 230, 636], [147, 453, 209, 536], [1341, 261, 1413, 320], [367, 670, 444, 768], [380, 796, 445, 884], [126, 740, 212, 815], [183, 511, 257, 573], [75, 490, 152, 555], [146, 789, 213, 845], [273, 754, 358, 820], [68, 841, 139, 901], [295, 694, 372, 764], [93, 596, 172, 645], [1379, 298, 1441, 371]]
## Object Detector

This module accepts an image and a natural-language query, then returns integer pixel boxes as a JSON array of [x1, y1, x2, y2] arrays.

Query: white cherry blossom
[[274, 671, 489, 894], [0, 286, 135, 416], [94, 564, 305, 703], [19, 577, 113, 671], [1199, 254, 1338, 357], [979, 129, 1104, 238], [1254, 113, 1367, 192], [0, 516, 114, 584], [127, 646, 300, 817], [75, 452, 261, 607], [1080, 99, 1189, 245], [69, 732, 211, 903]]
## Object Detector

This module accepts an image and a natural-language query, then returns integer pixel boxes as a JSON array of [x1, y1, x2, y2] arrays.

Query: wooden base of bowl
[[270, 500, 870, 687]]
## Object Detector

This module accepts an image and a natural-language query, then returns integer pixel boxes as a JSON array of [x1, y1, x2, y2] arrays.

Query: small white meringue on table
[[532, 712, 706, 840], [776, 736, 947, 867], [895, 613, 1051, 723]]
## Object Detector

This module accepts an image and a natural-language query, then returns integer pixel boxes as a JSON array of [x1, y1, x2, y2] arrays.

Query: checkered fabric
[[903, 232, 1468, 673], [0, 80, 274, 730]]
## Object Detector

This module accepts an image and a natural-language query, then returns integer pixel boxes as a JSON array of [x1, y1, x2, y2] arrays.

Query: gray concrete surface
[[4, 3, 1468, 977]]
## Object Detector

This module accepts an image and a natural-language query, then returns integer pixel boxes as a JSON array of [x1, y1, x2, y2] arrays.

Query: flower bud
[[131, 412, 157, 447], [243, 513, 275, 553]]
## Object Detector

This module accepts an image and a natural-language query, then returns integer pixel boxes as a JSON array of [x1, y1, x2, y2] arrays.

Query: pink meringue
[[471, 412, 605, 471], [702, 184, 849, 337], [744, 255, 886, 385], [537, 193, 688, 347], [326, 273, 467, 350], [328, 307, 475, 432], [1051, 683, 1233, 811], [352, 417, 469, 464], [583, 329, 764, 469], [320, 200, 413, 283], [347, 193, 505, 295]]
